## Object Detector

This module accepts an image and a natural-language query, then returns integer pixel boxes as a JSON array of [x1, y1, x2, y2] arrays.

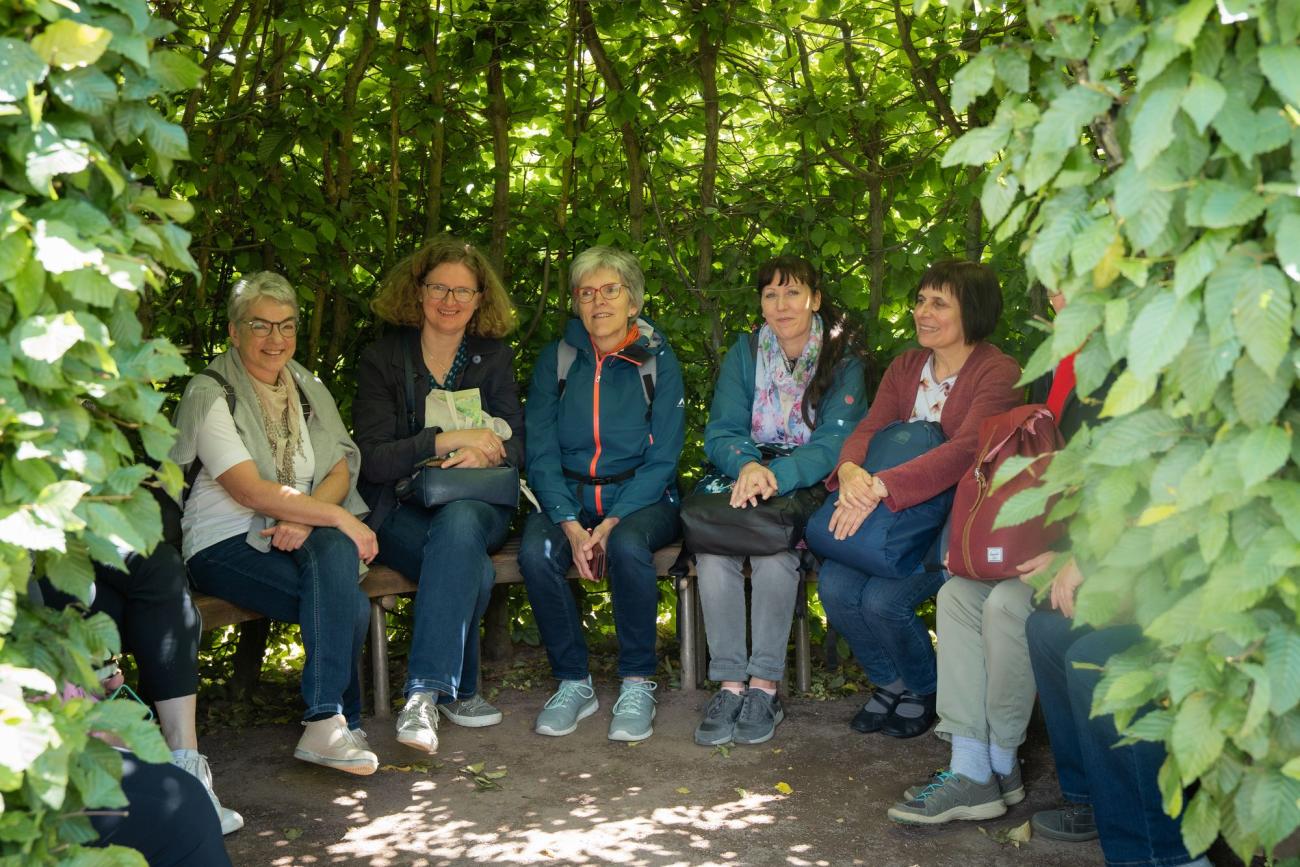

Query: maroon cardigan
[[827, 342, 1021, 510]]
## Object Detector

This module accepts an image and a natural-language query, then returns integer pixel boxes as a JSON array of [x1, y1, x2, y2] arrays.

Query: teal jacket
[[526, 317, 686, 524], [703, 331, 867, 495]]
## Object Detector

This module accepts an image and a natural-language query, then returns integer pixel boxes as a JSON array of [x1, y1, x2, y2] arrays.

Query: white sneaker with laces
[[170, 749, 245, 835], [396, 693, 440, 753], [294, 714, 378, 775]]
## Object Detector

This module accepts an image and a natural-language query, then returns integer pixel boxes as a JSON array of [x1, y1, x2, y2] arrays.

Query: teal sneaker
[[608, 680, 658, 742], [535, 677, 598, 737], [887, 770, 1006, 825]]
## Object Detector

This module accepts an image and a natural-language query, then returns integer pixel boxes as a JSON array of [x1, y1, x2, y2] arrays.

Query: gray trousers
[[695, 551, 801, 683], [934, 575, 1037, 749]]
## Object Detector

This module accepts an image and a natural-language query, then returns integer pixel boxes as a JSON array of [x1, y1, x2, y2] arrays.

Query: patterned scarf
[[248, 368, 305, 486], [750, 314, 823, 446]]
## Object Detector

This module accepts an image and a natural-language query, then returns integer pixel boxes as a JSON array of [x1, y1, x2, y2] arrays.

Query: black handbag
[[397, 335, 519, 510], [680, 446, 827, 556]]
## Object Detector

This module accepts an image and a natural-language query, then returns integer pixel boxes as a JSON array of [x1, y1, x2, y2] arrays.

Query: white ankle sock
[[989, 742, 1017, 776], [951, 735, 992, 783]]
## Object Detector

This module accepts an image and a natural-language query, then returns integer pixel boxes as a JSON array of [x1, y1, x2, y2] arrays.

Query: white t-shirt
[[181, 397, 315, 561], [909, 356, 957, 423]]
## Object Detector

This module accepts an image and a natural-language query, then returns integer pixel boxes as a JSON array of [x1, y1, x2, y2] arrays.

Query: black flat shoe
[[850, 687, 901, 733], [881, 690, 937, 739]]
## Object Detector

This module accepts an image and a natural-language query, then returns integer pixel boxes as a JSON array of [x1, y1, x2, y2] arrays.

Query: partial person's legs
[[604, 500, 678, 742], [1066, 627, 1196, 867], [89, 751, 232, 867], [518, 511, 597, 736], [745, 550, 801, 684], [693, 553, 748, 745]]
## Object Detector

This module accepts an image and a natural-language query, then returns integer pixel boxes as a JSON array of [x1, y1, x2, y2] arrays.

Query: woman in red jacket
[[818, 261, 1020, 740]]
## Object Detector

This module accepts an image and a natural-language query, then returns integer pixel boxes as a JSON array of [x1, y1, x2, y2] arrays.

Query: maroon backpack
[[948, 404, 1065, 580]]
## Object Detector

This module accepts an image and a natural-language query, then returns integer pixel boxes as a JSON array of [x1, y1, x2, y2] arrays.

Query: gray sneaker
[[439, 694, 503, 728], [732, 689, 784, 745], [535, 677, 598, 737], [694, 689, 745, 746], [608, 680, 657, 742], [903, 763, 1024, 806], [887, 770, 1007, 825]]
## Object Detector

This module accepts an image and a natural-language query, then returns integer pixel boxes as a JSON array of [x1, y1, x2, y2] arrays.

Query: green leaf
[[1275, 213, 1300, 284], [1088, 411, 1184, 466], [149, 50, 203, 92], [1171, 693, 1225, 781], [1180, 71, 1225, 134], [84, 700, 169, 762], [951, 51, 994, 114], [33, 219, 102, 274], [50, 67, 118, 114], [941, 124, 1010, 168], [1232, 264, 1290, 376], [1265, 627, 1300, 716], [1259, 44, 1300, 110], [1130, 65, 1187, 170], [979, 167, 1019, 229], [22, 127, 93, 192], [1180, 787, 1220, 857], [1237, 425, 1291, 490], [993, 47, 1028, 94], [1173, 231, 1232, 298], [1246, 770, 1300, 848], [1171, 0, 1215, 46], [1113, 157, 1177, 251], [992, 484, 1053, 530], [1187, 180, 1267, 229], [1051, 300, 1103, 356], [1233, 354, 1292, 428], [1100, 370, 1156, 418], [30, 21, 113, 70], [1127, 293, 1199, 381], [69, 739, 126, 809], [0, 37, 50, 102]]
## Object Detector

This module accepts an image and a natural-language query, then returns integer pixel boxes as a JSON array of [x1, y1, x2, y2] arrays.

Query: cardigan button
[[472, 354, 482, 364]]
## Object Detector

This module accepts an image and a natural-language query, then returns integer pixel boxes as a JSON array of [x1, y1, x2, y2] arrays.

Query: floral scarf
[[750, 314, 823, 446]]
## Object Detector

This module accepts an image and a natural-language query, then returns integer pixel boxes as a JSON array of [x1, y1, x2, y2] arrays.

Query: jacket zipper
[[961, 431, 996, 578], [590, 356, 605, 516]]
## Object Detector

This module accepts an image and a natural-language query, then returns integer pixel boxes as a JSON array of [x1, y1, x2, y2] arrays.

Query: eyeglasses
[[574, 283, 625, 304], [423, 282, 482, 303], [244, 317, 298, 337]]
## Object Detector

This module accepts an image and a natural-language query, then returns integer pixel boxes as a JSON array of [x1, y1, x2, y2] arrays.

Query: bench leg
[[677, 577, 697, 691], [370, 599, 392, 720], [795, 609, 812, 695]]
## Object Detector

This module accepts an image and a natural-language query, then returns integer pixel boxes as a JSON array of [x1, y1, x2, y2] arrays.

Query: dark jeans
[[90, 750, 231, 866], [189, 529, 369, 727], [517, 500, 679, 680], [41, 544, 201, 703], [817, 560, 944, 694], [1026, 611, 1192, 867], [375, 499, 511, 700]]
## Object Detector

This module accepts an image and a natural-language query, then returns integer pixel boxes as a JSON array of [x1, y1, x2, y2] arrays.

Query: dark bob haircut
[[915, 260, 1002, 344]]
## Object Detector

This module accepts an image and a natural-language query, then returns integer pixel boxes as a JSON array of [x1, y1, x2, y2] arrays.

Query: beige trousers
[[934, 575, 1037, 749]]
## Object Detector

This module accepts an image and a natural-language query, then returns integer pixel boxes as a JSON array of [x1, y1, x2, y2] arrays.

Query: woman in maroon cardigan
[[818, 261, 1020, 739]]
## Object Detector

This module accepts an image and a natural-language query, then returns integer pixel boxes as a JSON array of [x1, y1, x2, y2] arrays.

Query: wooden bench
[[194, 540, 820, 719]]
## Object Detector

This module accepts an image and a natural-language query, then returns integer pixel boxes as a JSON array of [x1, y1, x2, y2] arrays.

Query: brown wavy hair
[[371, 236, 517, 338]]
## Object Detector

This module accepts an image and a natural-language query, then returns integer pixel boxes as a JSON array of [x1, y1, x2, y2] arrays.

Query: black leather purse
[[396, 335, 519, 510], [680, 446, 828, 557]]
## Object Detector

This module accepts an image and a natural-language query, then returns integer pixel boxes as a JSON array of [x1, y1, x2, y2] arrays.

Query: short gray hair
[[227, 271, 298, 324], [569, 246, 645, 316]]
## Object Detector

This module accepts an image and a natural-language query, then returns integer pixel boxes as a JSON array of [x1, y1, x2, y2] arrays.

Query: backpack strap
[[402, 331, 420, 436], [555, 341, 577, 397]]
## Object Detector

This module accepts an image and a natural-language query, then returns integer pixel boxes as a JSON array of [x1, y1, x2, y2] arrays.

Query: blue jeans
[[517, 500, 679, 680], [817, 559, 944, 694], [1026, 611, 1192, 867], [375, 499, 510, 700], [188, 529, 369, 727]]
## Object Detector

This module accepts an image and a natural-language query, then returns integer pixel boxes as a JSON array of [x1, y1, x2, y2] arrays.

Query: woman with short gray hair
[[172, 271, 381, 776], [518, 245, 685, 743]]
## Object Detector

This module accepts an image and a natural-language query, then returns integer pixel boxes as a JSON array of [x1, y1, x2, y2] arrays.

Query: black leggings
[[42, 544, 201, 702], [90, 751, 231, 866]]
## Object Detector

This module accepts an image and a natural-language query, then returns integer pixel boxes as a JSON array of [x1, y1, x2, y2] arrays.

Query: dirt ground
[[209, 684, 1107, 867]]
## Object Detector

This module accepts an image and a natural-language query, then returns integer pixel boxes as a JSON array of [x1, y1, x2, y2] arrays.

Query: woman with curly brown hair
[[353, 237, 523, 754]]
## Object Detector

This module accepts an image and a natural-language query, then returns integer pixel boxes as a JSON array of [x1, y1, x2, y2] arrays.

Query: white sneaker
[[170, 749, 245, 835], [294, 714, 378, 775], [396, 693, 440, 753]]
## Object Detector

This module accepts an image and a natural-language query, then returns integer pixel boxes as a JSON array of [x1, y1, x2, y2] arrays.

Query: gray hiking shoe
[[608, 680, 657, 742], [887, 770, 1007, 825], [694, 689, 745, 746], [535, 677, 598, 737], [439, 694, 503, 728], [1031, 802, 1099, 841], [732, 689, 784, 745], [903, 762, 1024, 805]]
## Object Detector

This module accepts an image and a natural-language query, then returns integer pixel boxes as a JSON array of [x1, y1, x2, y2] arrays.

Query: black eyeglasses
[[574, 283, 625, 304], [423, 282, 482, 303], [245, 317, 298, 337]]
